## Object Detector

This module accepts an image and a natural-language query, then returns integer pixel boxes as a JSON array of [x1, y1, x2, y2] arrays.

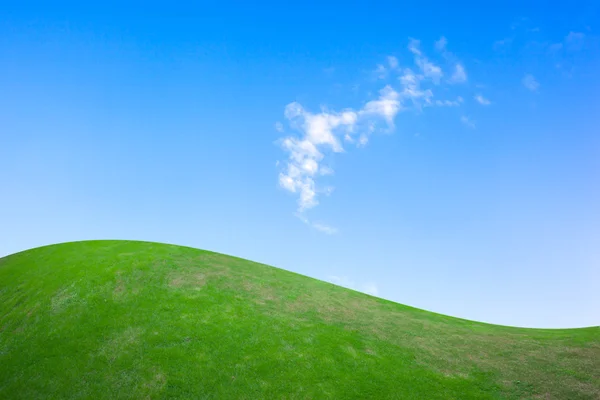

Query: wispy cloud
[[278, 85, 401, 217], [328, 276, 379, 296], [548, 42, 563, 54], [372, 56, 400, 81], [449, 64, 467, 84], [387, 56, 399, 69], [296, 213, 339, 235], [409, 38, 443, 84], [435, 97, 463, 107], [362, 85, 402, 125], [493, 37, 512, 52], [274, 121, 284, 132], [474, 94, 491, 105], [398, 68, 433, 109], [374, 64, 387, 80], [277, 37, 472, 232], [312, 223, 338, 235], [461, 115, 476, 129], [522, 74, 540, 91], [434, 36, 447, 52], [546, 31, 585, 57], [565, 31, 585, 52]]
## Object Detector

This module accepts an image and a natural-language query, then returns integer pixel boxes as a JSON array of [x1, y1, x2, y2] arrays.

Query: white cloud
[[285, 102, 358, 152], [417, 60, 444, 84], [312, 223, 338, 235], [435, 96, 463, 107], [474, 94, 491, 105], [274, 121, 284, 132], [418, 60, 443, 84], [449, 64, 467, 83], [322, 186, 334, 195], [295, 213, 338, 234], [278, 86, 401, 219], [319, 166, 334, 176], [279, 136, 324, 211], [548, 42, 563, 53], [435, 36, 447, 52], [565, 31, 585, 52], [373, 56, 400, 79], [548, 32, 584, 56], [361, 85, 402, 125], [278, 36, 481, 232], [461, 116, 476, 129], [374, 64, 387, 80], [522, 74, 539, 91], [399, 69, 433, 108], [493, 38, 512, 51], [358, 134, 369, 147], [408, 38, 443, 84], [408, 38, 421, 55]]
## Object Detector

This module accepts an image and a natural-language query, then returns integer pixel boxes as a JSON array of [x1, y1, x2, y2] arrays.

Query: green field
[[0, 240, 598, 399]]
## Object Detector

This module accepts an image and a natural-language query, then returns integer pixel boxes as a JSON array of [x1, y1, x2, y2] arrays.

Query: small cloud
[[435, 36, 447, 52], [565, 31, 585, 52], [461, 116, 476, 129], [493, 38, 512, 51], [319, 166, 334, 176], [274, 122, 284, 132], [435, 97, 462, 107], [358, 134, 369, 147], [398, 68, 433, 108], [312, 222, 338, 235], [374, 64, 387, 80], [387, 56, 399, 69], [548, 42, 563, 54], [449, 64, 467, 84], [408, 38, 422, 55], [416, 59, 443, 84], [522, 74, 540, 91], [361, 85, 402, 126], [322, 186, 334, 195], [474, 95, 491, 105], [323, 66, 336, 75], [295, 213, 338, 234]]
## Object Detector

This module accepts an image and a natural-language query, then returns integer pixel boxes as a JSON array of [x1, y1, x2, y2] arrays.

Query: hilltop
[[0, 240, 598, 399]]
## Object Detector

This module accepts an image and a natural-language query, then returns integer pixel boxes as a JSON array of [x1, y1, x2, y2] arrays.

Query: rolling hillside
[[0, 240, 598, 399]]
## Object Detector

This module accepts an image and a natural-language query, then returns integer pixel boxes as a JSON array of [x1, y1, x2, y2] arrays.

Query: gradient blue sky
[[1, 1, 599, 328]]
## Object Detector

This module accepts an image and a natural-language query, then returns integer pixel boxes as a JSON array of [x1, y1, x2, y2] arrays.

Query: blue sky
[[1, 1, 599, 328]]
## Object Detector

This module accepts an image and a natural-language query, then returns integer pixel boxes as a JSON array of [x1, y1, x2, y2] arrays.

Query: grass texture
[[0, 240, 598, 399]]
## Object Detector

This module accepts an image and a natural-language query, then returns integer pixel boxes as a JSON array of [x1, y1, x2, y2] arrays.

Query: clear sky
[[1, 1, 599, 328]]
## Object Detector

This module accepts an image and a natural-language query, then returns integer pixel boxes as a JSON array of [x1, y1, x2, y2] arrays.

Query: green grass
[[0, 240, 598, 399]]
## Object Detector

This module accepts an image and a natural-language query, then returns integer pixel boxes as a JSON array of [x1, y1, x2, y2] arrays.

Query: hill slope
[[0, 240, 598, 399]]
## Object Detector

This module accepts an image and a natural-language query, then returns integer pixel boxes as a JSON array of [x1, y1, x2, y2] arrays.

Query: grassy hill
[[0, 240, 598, 399]]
